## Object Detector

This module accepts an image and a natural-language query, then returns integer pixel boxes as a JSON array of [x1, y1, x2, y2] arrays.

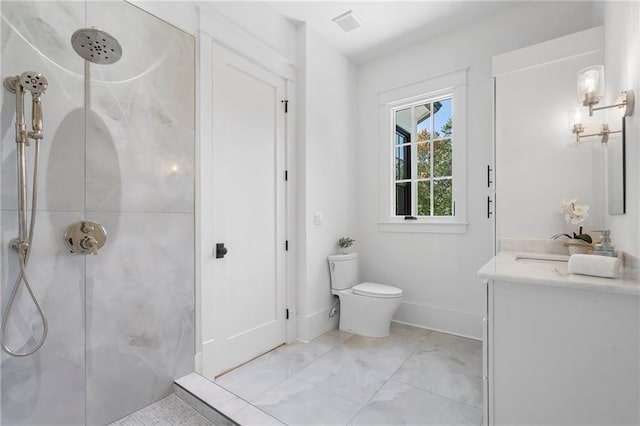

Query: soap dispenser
[[593, 230, 616, 257]]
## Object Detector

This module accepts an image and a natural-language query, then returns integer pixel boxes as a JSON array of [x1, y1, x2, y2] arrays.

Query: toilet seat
[[353, 282, 403, 299]]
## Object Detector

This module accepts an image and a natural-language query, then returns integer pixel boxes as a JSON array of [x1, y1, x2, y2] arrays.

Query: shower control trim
[[64, 221, 107, 255]]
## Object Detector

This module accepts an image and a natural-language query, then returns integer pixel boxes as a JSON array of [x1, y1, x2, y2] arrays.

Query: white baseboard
[[393, 301, 482, 340], [296, 307, 339, 343]]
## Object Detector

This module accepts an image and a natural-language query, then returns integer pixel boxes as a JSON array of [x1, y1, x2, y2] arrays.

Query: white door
[[203, 42, 287, 378]]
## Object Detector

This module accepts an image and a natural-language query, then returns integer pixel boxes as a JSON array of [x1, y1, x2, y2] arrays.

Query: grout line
[[387, 331, 484, 411], [388, 377, 483, 411], [215, 369, 298, 425], [344, 333, 426, 424], [215, 351, 302, 410], [218, 331, 359, 425], [216, 327, 481, 426], [344, 327, 453, 424]]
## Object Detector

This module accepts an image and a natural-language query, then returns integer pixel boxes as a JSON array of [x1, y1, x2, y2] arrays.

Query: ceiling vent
[[332, 10, 362, 33]]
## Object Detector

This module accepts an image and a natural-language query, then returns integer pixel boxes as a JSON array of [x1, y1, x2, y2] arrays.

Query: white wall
[[131, 1, 198, 35], [296, 24, 358, 341], [131, 1, 296, 63], [357, 2, 601, 339], [494, 28, 605, 245], [603, 1, 640, 256], [203, 2, 296, 63]]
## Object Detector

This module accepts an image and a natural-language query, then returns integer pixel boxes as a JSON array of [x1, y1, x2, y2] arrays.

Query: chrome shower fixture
[[1, 71, 49, 356], [20, 72, 47, 141], [19, 71, 48, 94], [4, 72, 48, 143], [71, 27, 122, 64]]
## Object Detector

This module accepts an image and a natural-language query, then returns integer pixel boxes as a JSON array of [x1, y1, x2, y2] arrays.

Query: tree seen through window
[[394, 97, 453, 217]]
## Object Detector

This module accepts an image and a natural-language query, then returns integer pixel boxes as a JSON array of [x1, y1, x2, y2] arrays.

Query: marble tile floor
[[109, 394, 214, 425], [185, 323, 483, 426]]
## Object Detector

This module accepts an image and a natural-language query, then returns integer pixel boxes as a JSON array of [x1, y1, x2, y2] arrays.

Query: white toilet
[[328, 253, 403, 338]]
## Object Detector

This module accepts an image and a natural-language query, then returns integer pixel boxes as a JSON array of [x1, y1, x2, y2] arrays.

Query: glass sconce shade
[[577, 65, 605, 106], [572, 106, 583, 125]]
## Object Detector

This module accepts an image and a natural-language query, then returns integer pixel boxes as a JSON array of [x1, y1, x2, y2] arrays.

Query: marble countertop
[[479, 251, 640, 297]]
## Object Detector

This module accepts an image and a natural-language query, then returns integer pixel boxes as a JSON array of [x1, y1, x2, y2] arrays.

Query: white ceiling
[[268, 1, 522, 64]]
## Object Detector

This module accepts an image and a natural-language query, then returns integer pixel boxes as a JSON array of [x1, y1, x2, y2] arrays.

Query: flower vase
[[340, 247, 349, 255]]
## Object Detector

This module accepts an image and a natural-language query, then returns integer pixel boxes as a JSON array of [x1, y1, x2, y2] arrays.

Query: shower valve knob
[[81, 223, 95, 234], [64, 221, 106, 255], [80, 236, 99, 255]]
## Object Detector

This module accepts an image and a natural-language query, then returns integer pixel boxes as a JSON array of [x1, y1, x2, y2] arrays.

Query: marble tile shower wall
[[0, 2, 195, 425]]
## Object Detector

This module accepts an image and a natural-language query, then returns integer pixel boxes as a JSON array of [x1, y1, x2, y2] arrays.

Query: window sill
[[378, 221, 468, 234]]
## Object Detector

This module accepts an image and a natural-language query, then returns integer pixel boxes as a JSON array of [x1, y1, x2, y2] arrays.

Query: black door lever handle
[[216, 243, 228, 259]]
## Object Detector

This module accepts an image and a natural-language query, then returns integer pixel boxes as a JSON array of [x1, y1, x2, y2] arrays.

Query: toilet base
[[336, 290, 403, 338]]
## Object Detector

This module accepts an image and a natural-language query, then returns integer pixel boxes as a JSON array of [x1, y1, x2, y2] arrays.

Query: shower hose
[[1, 138, 48, 356]]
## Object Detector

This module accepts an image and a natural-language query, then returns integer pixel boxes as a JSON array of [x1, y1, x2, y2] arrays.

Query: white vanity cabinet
[[480, 254, 640, 425]]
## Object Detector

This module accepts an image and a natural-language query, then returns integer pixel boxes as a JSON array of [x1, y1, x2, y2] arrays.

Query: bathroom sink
[[513, 252, 571, 278], [515, 252, 570, 262]]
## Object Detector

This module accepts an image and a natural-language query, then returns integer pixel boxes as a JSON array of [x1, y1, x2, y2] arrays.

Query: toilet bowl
[[328, 253, 403, 338]]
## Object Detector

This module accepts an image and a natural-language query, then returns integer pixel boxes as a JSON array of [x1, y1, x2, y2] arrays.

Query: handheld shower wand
[[20, 72, 45, 140], [1, 71, 49, 356]]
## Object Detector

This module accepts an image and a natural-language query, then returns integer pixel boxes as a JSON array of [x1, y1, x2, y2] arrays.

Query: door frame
[[195, 7, 297, 374]]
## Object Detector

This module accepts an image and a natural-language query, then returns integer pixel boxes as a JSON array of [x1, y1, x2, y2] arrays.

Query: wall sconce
[[572, 65, 634, 142], [577, 65, 605, 115], [577, 65, 635, 117], [572, 122, 619, 143]]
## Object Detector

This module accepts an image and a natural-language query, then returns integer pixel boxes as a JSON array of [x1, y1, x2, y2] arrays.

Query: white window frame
[[378, 68, 468, 233]]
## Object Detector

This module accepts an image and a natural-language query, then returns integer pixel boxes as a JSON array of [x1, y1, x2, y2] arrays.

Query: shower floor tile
[[109, 394, 214, 425]]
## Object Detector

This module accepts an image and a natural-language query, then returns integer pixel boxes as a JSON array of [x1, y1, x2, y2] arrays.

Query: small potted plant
[[561, 198, 593, 254], [337, 237, 355, 255]]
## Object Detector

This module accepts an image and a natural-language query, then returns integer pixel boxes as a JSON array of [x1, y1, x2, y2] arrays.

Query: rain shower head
[[71, 28, 122, 65], [19, 72, 47, 94]]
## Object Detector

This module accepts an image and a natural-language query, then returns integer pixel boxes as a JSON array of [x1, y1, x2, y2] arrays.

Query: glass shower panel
[[1, 2, 195, 425], [83, 2, 195, 425], [1, 2, 87, 425]]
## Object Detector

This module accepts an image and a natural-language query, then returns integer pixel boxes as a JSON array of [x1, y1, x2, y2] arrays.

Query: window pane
[[417, 180, 431, 216], [417, 142, 430, 179], [433, 98, 452, 138], [395, 108, 411, 144], [416, 103, 432, 141], [433, 179, 453, 216], [395, 145, 411, 180], [433, 139, 452, 177], [395, 182, 411, 215]]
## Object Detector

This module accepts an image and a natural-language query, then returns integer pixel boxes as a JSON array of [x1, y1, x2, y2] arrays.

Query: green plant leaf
[[575, 234, 593, 244], [338, 237, 355, 248]]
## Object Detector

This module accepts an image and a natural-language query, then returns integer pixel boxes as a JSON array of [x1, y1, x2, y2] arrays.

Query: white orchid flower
[[562, 198, 589, 225]]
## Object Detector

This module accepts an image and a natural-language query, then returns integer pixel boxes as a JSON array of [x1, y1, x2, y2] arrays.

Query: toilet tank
[[328, 253, 359, 290]]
